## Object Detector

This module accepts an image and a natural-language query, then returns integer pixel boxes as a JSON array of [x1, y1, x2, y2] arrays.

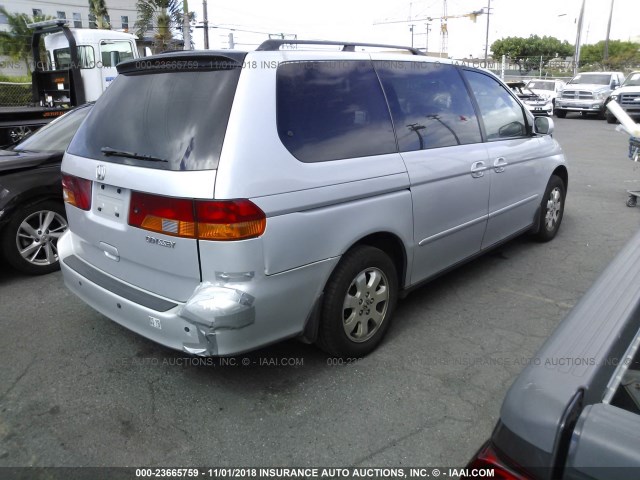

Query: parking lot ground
[[0, 116, 638, 468]]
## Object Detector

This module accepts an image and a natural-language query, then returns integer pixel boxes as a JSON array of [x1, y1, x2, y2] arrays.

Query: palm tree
[[135, 0, 194, 53], [88, 0, 111, 29], [135, 0, 179, 52], [0, 8, 51, 73]]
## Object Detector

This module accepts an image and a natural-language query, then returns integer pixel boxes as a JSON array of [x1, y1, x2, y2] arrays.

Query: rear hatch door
[[62, 53, 245, 302]]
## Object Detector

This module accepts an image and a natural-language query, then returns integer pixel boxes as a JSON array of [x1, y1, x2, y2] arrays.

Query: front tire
[[1, 200, 68, 275], [555, 110, 567, 118], [535, 175, 566, 242], [606, 111, 617, 124], [316, 246, 398, 357]]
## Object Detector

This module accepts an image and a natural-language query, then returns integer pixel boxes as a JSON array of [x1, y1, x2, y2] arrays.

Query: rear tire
[[1, 200, 68, 275], [535, 175, 566, 242], [555, 110, 567, 118], [316, 246, 398, 358]]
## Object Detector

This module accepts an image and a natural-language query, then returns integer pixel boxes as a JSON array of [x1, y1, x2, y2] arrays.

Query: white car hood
[[614, 85, 640, 95], [563, 83, 610, 93]]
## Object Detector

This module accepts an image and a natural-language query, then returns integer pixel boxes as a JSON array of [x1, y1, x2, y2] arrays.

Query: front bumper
[[555, 98, 604, 113], [524, 103, 553, 116]]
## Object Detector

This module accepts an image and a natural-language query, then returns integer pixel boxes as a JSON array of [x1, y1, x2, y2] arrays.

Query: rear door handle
[[494, 157, 508, 173], [471, 161, 488, 178]]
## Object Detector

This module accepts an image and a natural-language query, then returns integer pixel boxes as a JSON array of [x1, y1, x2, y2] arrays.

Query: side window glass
[[53, 46, 95, 69], [463, 70, 527, 140], [276, 61, 397, 163], [375, 61, 482, 152], [100, 41, 135, 67]]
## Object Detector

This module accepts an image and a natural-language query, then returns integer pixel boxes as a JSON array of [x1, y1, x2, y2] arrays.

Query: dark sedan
[[0, 103, 92, 274]]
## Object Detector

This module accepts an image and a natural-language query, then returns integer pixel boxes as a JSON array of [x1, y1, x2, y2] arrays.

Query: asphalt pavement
[[0, 115, 638, 469]]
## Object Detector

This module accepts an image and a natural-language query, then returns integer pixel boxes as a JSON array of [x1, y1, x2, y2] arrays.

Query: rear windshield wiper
[[101, 146, 168, 163]]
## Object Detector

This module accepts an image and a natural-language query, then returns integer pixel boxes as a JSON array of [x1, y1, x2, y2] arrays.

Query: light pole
[[483, 0, 491, 68], [202, 0, 209, 49], [604, 0, 615, 65], [573, 0, 586, 75]]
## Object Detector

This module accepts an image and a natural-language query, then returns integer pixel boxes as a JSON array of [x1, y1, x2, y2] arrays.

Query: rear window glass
[[276, 60, 397, 163], [67, 67, 241, 170]]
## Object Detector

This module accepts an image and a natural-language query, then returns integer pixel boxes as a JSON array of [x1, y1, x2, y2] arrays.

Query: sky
[[188, 0, 639, 59]]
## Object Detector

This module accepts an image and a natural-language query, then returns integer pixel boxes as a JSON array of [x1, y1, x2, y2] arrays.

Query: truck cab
[[0, 19, 138, 146], [45, 28, 138, 103]]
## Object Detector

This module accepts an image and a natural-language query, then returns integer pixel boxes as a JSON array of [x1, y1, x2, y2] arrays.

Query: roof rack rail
[[256, 39, 425, 56]]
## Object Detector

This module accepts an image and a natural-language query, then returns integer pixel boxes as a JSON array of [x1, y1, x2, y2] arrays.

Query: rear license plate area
[[94, 183, 129, 224]]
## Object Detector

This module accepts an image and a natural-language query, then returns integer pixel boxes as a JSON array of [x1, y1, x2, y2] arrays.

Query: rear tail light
[[196, 199, 266, 240], [129, 192, 266, 241], [466, 442, 530, 480], [62, 173, 92, 210]]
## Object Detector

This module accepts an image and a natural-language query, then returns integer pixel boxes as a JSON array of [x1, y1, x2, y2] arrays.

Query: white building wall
[[0, 0, 138, 32]]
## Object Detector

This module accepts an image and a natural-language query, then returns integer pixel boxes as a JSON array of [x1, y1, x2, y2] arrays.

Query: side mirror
[[534, 116, 554, 136]]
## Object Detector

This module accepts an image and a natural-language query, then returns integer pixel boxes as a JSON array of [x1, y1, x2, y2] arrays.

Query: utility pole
[[604, 0, 614, 64], [409, 24, 415, 48], [574, 0, 586, 75], [183, 0, 191, 50], [202, 0, 209, 49], [425, 22, 431, 53], [483, 0, 491, 68]]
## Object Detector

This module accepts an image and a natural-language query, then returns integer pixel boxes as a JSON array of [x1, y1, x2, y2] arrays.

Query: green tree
[[0, 8, 52, 73], [491, 35, 574, 74], [88, 0, 111, 29], [135, 0, 194, 53], [580, 40, 640, 71]]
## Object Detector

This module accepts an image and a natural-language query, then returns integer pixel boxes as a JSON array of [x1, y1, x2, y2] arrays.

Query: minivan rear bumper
[[58, 231, 337, 356]]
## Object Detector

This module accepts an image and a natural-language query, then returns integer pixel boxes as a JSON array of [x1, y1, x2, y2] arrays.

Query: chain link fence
[[0, 82, 32, 107]]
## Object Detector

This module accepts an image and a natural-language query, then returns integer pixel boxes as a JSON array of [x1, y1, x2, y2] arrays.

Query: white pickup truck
[[555, 71, 625, 119], [605, 71, 640, 124]]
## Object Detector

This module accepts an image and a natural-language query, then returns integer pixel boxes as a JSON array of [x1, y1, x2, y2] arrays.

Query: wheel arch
[[346, 231, 408, 290], [553, 165, 569, 192]]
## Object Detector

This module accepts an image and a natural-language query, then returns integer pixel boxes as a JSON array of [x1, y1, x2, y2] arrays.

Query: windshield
[[527, 81, 554, 91], [68, 66, 241, 171], [14, 105, 92, 153], [569, 73, 611, 85], [623, 72, 640, 87]]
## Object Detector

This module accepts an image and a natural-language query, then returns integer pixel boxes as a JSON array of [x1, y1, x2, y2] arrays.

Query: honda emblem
[[96, 164, 106, 181]]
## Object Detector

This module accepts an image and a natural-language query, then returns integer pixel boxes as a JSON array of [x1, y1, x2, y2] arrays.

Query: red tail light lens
[[128, 192, 266, 241], [466, 442, 530, 480], [62, 173, 92, 210], [196, 199, 266, 240], [129, 192, 197, 238]]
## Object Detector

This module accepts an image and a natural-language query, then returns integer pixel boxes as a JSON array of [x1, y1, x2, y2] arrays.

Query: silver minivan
[[59, 41, 568, 357]]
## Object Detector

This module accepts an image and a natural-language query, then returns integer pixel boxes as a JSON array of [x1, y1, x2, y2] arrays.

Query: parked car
[[59, 41, 568, 358], [466, 229, 640, 479], [525, 78, 566, 112], [0, 104, 92, 274], [555, 71, 625, 119], [507, 81, 554, 116], [605, 71, 640, 124]]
